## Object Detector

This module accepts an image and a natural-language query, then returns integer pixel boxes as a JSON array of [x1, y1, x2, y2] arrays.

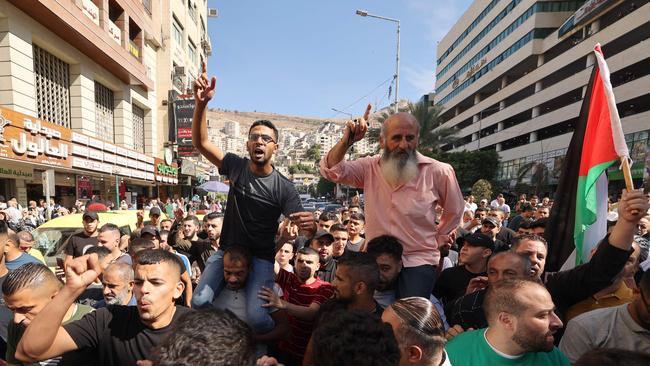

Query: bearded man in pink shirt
[[320, 104, 464, 299]]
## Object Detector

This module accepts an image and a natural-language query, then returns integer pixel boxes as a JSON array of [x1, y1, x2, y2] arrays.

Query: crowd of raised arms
[[0, 64, 647, 366]]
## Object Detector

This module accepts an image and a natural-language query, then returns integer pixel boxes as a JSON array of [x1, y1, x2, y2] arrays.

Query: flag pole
[[621, 156, 639, 215]]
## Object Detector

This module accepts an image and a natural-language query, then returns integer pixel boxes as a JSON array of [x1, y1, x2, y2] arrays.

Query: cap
[[82, 211, 99, 221], [313, 230, 334, 243], [141, 225, 160, 238], [482, 216, 501, 228], [463, 232, 495, 251], [149, 207, 162, 216]]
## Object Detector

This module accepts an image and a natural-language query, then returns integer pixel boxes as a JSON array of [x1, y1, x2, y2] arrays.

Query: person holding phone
[[190, 62, 314, 333]]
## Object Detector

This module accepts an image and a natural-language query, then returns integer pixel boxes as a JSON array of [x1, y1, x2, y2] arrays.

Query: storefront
[[0, 107, 157, 208], [154, 153, 179, 202]]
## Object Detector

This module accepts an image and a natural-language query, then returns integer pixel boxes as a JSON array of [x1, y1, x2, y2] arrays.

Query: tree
[[472, 179, 493, 202], [316, 177, 336, 197], [516, 162, 550, 196], [288, 163, 315, 175], [428, 150, 500, 190], [305, 144, 321, 162]]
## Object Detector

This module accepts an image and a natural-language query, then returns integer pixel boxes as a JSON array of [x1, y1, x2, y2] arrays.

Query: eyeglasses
[[248, 133, 275, 144]]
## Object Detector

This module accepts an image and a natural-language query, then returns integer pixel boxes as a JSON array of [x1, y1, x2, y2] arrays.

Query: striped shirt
[[277, 268, 334, 359]]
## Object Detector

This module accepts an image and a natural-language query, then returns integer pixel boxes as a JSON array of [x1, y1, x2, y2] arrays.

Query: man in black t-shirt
[[64, 211, 99, 261], [15, 249, 190, 366], [190, 63, 314, 334]]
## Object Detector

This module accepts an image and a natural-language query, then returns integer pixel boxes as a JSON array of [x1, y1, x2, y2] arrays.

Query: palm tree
[[516, 161, 550, 196], [367, 100, 457, 155]]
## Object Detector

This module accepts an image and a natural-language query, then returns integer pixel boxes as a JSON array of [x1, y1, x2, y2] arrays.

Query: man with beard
[[446, 279, 571, 365], [96, 262, 136, 308], [16, 249, 190, 365], [191, 64, 313, 335], [320, 108, 464, 299], [3, 263, 94, 365], [188, 213, 222, 272], [310, 231, 336, 283]]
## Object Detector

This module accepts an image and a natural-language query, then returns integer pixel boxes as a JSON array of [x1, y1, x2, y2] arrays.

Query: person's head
[[517, 220, 533, 236], [630, 270, 650, 330], [82, 211, 99, 235], [141, 226, 161, 248], [534, 206, 550, 220], [574, 348, 650, 366], [98, 223, 121, 251], [638, 216, 649, 236], [340, 208, 350, 222], [310, 230, 335, 264], [294, 248, 321, 283], [102, 262, 135, 306], [203, 212, 223, 241], [2, 263, 62, 326], [487, 252, 532, 284], [347, 213, 365, 238], [16, 231, 35, 252], [149, 207, 162, 226], [159, 219, 173, 232], [275, 242, 295, 267], [382, 297, 446, 366], [459, 233, 494, 268], [151, 308, 255, 366], [133, 249, 184, 326], [313, 310, 400, 366], [488, 208, 507, 223], [519, 203, 535, 217], [85, 245, 114, 272], [317, 211, 337, 232], [247, 120, 278, 167], [484, 279, 562, 353], [529, 195, 539, 207], [129, 237, 156, 259], [474, 207, 489, 221], [181, 215, 200, 240], [223, 246, 252, 290], [541, 197, 550, 206], [367, 235, 404, 291], [480, 216, 501, 239], [332, 252, 379, 303], [379, 113, 420, 187], [462, 209, 474, 223], [511, 234, 548, 278], [348, 204, 361, 215], [330, 223, 349, 257], [529, 218, 548, 236], [4, 232, 21, 256]]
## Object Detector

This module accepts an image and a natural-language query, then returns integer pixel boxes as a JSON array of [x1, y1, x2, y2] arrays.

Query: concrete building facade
[[435, 0, 649, 188]]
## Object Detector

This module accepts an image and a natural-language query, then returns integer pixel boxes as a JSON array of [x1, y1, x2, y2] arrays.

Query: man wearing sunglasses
[[191, 63, 314, 334]]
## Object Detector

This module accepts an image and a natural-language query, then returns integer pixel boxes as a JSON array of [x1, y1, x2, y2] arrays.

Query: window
[[132, 105, 145, 152], [33, 45, 71, 128], [172, 18, 183, 46], [94, 81, 114, 143], [188, 39, 196, 65], [188, 0, 197, 22]]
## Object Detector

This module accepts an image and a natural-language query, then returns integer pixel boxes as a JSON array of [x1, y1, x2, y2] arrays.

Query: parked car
[[323, 204, 342, 213]]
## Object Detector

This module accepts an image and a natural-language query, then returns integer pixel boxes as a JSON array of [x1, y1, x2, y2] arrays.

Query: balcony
[[82, 0, 100, 26], [108, 19, 121, 45]]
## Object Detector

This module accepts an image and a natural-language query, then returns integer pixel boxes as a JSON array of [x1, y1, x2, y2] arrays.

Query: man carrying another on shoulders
[[320, 106, 464, 298]]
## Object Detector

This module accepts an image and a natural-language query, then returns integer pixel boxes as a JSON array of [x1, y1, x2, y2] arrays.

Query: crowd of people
[[0, 65, 648, 366]]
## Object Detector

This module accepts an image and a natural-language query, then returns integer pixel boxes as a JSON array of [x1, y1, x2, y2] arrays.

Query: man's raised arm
[[17, 255, 101, 362], [323, 104, 371, 169], [192, 61, 225, 169]]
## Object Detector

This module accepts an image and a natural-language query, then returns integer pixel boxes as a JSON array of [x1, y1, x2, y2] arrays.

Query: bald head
[[104, 262, 135, 283], [381, 112, 419, 138]]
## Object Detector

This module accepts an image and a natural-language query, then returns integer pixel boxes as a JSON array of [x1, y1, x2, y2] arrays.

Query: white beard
[[380, 148, 418, 187]]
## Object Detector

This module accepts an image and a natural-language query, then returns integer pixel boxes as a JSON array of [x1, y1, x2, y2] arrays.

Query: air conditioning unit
[[174, 66, 186, 76], [208, 8, 219, 17]]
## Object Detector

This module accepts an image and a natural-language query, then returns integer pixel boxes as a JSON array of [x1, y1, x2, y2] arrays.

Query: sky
[[205, 0, 473, 118]]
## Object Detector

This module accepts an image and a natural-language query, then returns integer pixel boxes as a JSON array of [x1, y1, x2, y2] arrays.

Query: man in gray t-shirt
[[560, 271, 650, 363]]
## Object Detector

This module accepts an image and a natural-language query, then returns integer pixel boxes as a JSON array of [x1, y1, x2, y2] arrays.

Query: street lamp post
[[356, 9, 400, 113]]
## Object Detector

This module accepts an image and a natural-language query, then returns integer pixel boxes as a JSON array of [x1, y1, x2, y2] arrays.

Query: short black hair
[[349, 213, 365, 223], [85, 245, 113, 261], [204, 212, 223, 221], [366, 235, 403, 262], [129, 237, 156, 255], [136, 249, 184, 279], [298, 247, 319, 257], [99, 223, 120, 235], [224, 245, 252, 267], [530, 218, 548, 229], [249, 119, 279, 141], [182, 215, 200, 227], [312, 310, 400, 366], [337, 252, 380, 292], [151, 308, 255, 366], [2, 263, 61, 296], [511, 234, 548, 250], [574, 348, 650, 366], [330, 223, 347, 233], [319, 211, 337, 222]]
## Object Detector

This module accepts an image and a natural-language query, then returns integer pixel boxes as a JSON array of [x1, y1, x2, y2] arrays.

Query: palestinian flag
[[545, 44, 629, 272]]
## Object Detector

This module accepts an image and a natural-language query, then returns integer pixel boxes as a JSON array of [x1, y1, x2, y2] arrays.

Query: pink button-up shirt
[[320, 151, 464, 267]]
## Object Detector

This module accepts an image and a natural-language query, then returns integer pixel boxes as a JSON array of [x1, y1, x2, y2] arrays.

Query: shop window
[[33, 45, 71, 128]]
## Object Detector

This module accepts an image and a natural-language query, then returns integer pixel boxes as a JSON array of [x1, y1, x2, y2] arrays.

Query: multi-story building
[[224, 120, 240, 138], [435, 0, 649, 190], [0, 0, 178, 207]]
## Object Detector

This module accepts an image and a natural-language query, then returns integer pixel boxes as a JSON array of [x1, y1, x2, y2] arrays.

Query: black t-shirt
[[188, 240, 215, 272], [220, 153, 303, 261], [64, 305, 192, 366], [433, 265, 486, 308], [0, 274, 11, 360], [64, 232, 98, 258]]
